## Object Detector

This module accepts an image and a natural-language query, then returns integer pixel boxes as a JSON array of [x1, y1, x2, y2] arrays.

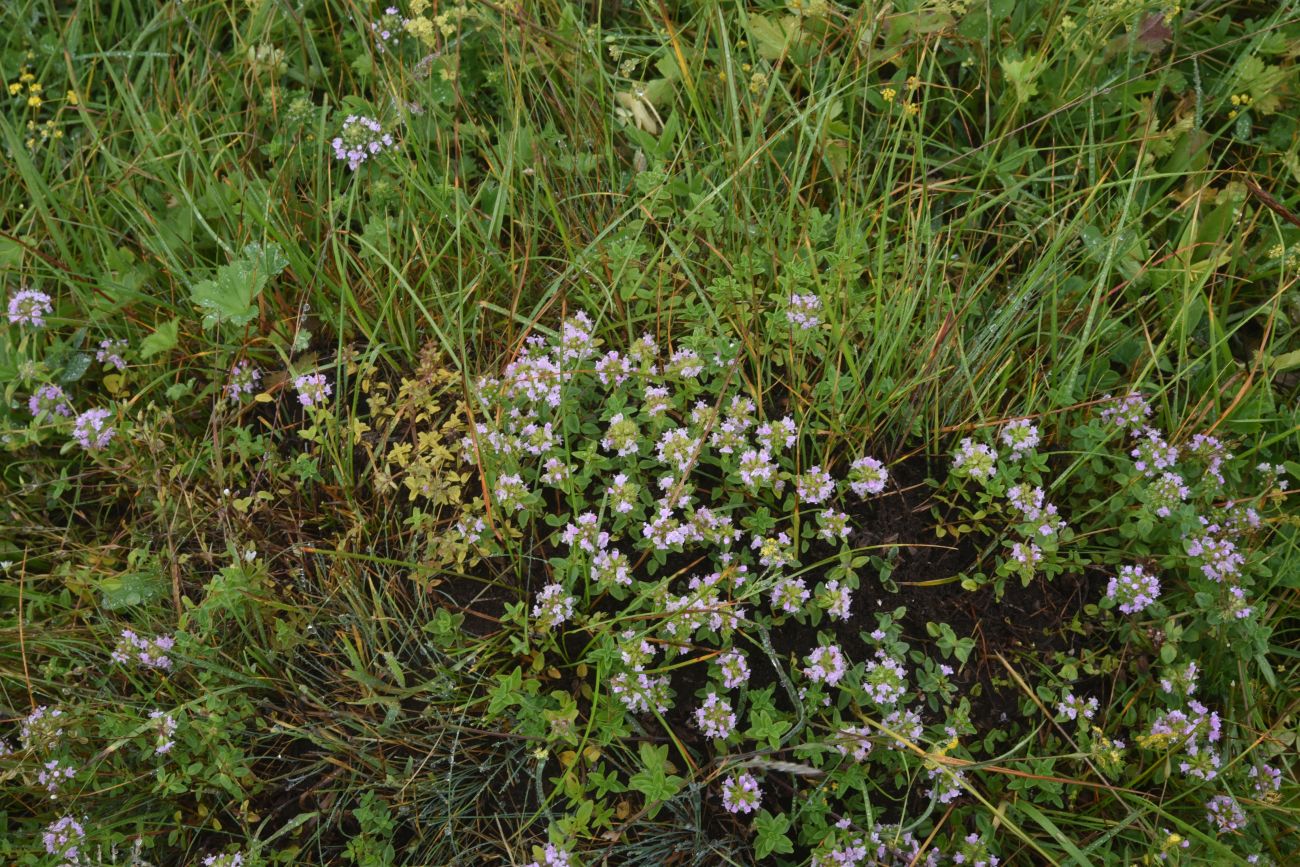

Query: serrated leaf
[[140, 318, 180, 358], [190, 243, 287, 329]]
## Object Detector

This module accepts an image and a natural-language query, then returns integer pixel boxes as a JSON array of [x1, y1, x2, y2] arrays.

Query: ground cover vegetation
[[2, 0, 1299, 864]]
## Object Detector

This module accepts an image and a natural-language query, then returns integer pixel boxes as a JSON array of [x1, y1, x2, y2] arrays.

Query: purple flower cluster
[[111, 629, 175, 669], [293, 372, 332, 407], [847, 455, 887, 497], [1188, 433, 1231, 486], [833, 725, 874, 761], [1006, 484, 1065, 537], [591, 549, 632, 588], [716, 649, 749, 689], [96, 337, 128, 370], [786, 293, 822, 330], [1205, 793, 1246, 834], [926, 764, 966, 804], [1105, 565, 1160, 615], [560, 512, 609, 554], [331, 115, 396, 171], [72, 407, 115, 451], [795, 466, 835, 503], [531, 583, 575, 630], [1185, 524, 1245, 583], [737, 448, 778, 490], [952, 832, 1000, 867], [600, 413, 639, 456], [370, 6, 407, 52], [37, 758, 75, 796], [769, 576, 810, 614], [951, 438, 997, 481], [1147, 472, 1190, 517], [820, 579, 853, 621], [20, 706, 65, 751], [1099, 392, 1151, 434], [1056, 692, 1099, 722], [755, 416, 797, 452], [7, 286, 53, 326], [694, 691, 737, 739], [43, 816, 85, 860], [863, 650, 909, 706], [525, 843, 571, 867], [803, 644, 848, 686], [721, 771, 762, 813], [225, 360, 262, 402], [1131, 428, 1178, 476], [999, 419, 1039, 458], [28, 384, 72, 418], [202, 854, 245, 867], [150, 709, 178, 755]]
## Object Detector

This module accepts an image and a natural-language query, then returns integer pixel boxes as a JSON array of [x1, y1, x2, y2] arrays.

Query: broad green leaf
[[139, 318, 180, 358]]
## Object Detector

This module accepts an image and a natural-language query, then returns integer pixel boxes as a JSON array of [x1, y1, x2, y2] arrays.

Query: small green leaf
[[139, 318, 180, 358], [753, 810, 794, 858]]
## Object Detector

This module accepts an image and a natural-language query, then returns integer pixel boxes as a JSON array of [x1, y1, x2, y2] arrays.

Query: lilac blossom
[[532, 584, 575, 630], [1205, 794, 1247, 834], [202, 854, 245, 867], [559, 311, 596, 362], [863, 650, 909, 706], [819, 579, 853, 621], [1006, 484, 1066, 536], [716, 649, 749, 689], [1131, 429, 1178, 476], [665, 346, 703, 379], [524, 843, 570, 867], [694, 691, 737, 739], [331, 114, 396, 171], [1056, 692, 1099, 722], [150, 710, 178, 755], [493, 473, 529, 511], [755, 416, 797, 452], [1009, 541, 1043, 573], [1159, 661, 1198, 696], [605, 473, 638, 513], [847, 455, 888, 497], [595, 350, 632, 386], [721, 771, 762, 813], [225, 360, 261, 402], [1185, 525, 1245, 582], [999, 419, 1040, 458], [7, 286, 53, 326], [293, 372, 332, 407], [795, 466, 835, 503], [609, 670, 671, 714], [560, 512, 609, 554], [591, 549, 631, 588], [770, 576, 810, 615], [540, 458, 571, 486], [1250, 763, 1282, 799], [833, 725, 874, 761], [1147, 472, 1190, 518], [787, 293, 822, 330], [882, 706, 923, 747], [20, 706, 65, 750], [72, 407, 115, 451], [1100, 392, 1151, 434], [952, 832, 1000, 867], [370, 6, 407, 52], [1106, 565, 1160, 614], [37, 758, 75, 796], [738, 448, 778, 489], [28, 384, 72, 418], [952, 438, 997, 481], [111, 629, 175, 669], [642, 384, 671, 416], [656, 427, 698, 473], [1188, 433, 1231, 486], [804, 644, 848, 686], [96, 338, 128, 370], [926, 764, 966, 804], [43, 816, 85, 861]]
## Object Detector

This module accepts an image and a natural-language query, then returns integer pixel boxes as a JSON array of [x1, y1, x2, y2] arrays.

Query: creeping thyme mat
[[3, 0, 1299, 864], [447, 312, 1289, 867]]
